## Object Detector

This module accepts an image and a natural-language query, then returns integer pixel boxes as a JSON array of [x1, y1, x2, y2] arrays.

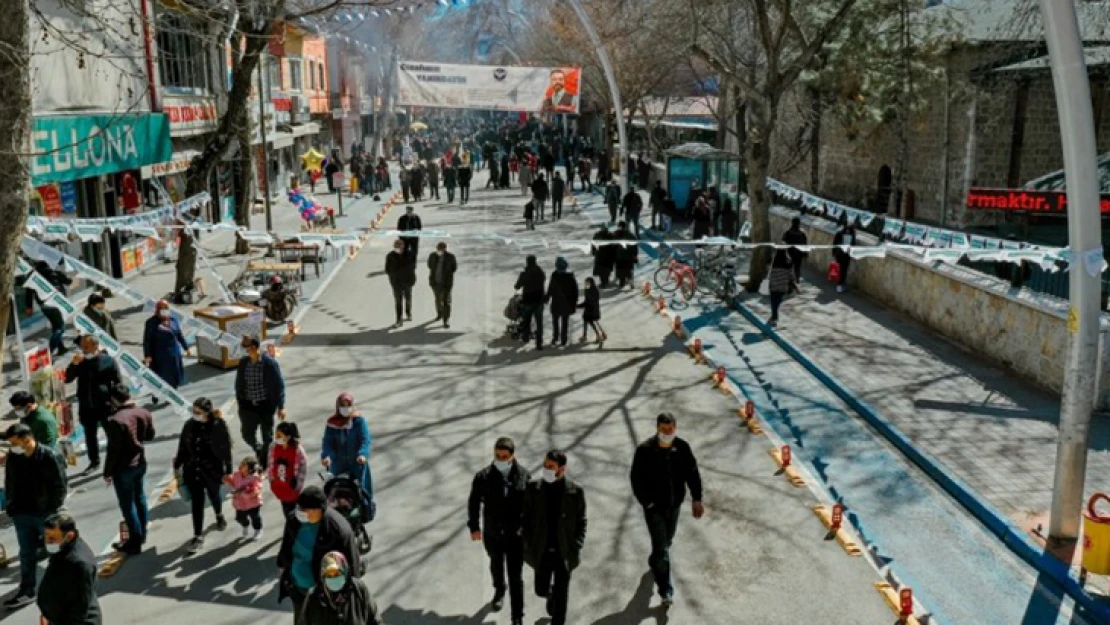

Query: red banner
[[967, 188, 1110, 214]]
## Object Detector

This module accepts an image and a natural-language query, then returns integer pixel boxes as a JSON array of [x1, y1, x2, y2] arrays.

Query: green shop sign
[[31, 114, 172, 185]]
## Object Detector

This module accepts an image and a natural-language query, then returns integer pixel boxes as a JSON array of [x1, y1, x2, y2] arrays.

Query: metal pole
[[11, 296, 28, 390], [257, 52, 274, 232], [1042, 0, 1102, 541], [566, 0, 628, 197]]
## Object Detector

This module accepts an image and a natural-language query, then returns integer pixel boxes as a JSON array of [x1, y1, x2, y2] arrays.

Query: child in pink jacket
[[227, 456, 264, 540]]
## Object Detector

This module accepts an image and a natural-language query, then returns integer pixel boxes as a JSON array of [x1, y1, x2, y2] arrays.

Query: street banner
[[397, 61, 582, 113]]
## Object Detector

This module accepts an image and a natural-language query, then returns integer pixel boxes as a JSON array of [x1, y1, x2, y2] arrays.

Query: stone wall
[[767, 206, 1110, 408]]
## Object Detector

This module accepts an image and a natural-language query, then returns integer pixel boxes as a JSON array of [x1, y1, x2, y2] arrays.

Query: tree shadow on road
[[589, 572, 668, 625], [379, 605, 493, 625]]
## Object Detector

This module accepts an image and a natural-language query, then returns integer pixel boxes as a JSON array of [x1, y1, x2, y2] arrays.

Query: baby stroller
[[504, 293, 523, 339], [322, 472, 374, 556]]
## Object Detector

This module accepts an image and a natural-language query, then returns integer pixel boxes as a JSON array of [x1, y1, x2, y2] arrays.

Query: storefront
[[29, 113, 172, 278]]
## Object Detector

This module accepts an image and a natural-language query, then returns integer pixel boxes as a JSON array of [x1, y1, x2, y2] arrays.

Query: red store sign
[[967, 187, 1110, 214], [163, 95, 218, 137], [272, 98, 292, 112]]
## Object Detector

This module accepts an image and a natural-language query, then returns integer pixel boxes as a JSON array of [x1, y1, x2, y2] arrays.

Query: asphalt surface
[[0, 171, 896, 624]]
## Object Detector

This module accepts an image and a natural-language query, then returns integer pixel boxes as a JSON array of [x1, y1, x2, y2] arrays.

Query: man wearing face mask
[[278, 486, 360, 625], [385, 239, 416, 329], [8, 391, 58, 449], [630, 412, 704, 606], [64, 335, 121, 472], [103, 384, 155, 555], [427, 242, 457, 329], [3, 424, 67, 609], [37, 513, 101, 625], [397, 205, 423, 261], [234, 335, 286, 470], [468, 437, 530, 624], [521, 450, 587, 625], [81, 292, 117, 341]]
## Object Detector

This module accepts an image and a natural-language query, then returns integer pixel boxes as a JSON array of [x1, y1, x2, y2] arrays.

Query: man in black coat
[[622, 189, 644, 238], [522, 450, 586, 625], [427, 159, 441, 200], [591, 226, 616, 288], [427, 242, 458, 329], [649, 181, 666, 230], [514, 255, 546, 350], [550, 172, 566, 221], [630, 413, 704, 605], [64, 334, 121, 471], [38, 513, 100, 625], [4, 423, 68, 608], [458, 154, 473, 205], [277, 486, 361, 625], [613, 222, 639, 289], [531, 174, 549, 221], [386, 239, 417, 328], [468, 437, 531, 624], [782, 217, 809, 283], [398, 205, 423, 261], [545, 257, 579, 348], [444, 161, 458, 203]]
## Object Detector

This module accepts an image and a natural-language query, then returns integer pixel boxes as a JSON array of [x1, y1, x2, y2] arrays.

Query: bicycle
[[653, 250, 697, 300], [694, 246, 742, 300]]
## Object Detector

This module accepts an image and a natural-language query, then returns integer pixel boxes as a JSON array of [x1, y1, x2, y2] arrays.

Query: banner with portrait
[[396, 61, 582, 114]]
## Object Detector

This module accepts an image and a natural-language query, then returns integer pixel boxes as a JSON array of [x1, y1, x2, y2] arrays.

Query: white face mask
[[542, 468, 559, 483], [658, 433, 676, 445], [192, 412, 207, 422], [84, 349, 98, 358], [338, 407, 353, 417], [494, 460, 512, 474], [8, 447, 25, 456], [13, 409, 26, 419], [159, 309, 171, 318], [44, 542, 62, 554], [294, 509, 310, 523]]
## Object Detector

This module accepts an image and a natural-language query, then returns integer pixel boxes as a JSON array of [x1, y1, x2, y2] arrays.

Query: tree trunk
[[0, 0, 33, 376], [175, 25, 271, 292], [744, 104, 774, 292], [233, 108, 253, 255], [809, 86, 822, 191]]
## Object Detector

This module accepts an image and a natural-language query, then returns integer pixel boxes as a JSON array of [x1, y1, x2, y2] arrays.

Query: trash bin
[[1082, 493, 1110, 575]]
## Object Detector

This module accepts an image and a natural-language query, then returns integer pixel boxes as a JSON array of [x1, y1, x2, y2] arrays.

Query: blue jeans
[[12, 515, 45, 594], [112, 462, 149, 546]]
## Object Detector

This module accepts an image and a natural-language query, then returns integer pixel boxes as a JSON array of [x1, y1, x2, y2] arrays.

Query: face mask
[[8, 447, 25, 456], [44, 542, 61, 554], [275, 436, 288, 447], [192, 412, 207, 422], [159, 309, 170, 318], [84, 350, 98, 358], [324, 576, 347, 592], [658, 433, 676, 445], [294, 509, 311, 523], [13, 409, 26, 419], [437, 250, 444, 256], [338, 407, 353, 417], [542, 468, 558, 483], [494, 460, 512, 474]]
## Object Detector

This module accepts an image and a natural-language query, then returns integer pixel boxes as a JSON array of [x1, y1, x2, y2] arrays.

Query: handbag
[[176, 470, 192, 502], [826, 260, 841, 284]]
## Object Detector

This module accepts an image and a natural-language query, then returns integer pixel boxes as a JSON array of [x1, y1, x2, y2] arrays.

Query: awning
[[993, 46, 1110, 74], [270, 132, 295, 149], [292, 122, 321, 137], [664, 142, 740, 161], [1024, 152, 1110, 193], [141, 149, 200, 178]]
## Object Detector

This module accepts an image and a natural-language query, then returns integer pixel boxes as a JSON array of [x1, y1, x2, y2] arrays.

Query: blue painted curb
[[637, 228, 1110, 625]]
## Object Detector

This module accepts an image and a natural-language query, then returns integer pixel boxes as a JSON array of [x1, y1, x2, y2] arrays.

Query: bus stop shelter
[[665, 142, 744, 211]]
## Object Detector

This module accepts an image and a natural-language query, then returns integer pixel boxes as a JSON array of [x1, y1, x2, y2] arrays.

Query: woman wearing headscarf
[[143, 300, 190, 390], [300, 552, 381, 625], [174, 397, 233, 555], [768, 249, 795, 326], [321, 393, 373, 512]]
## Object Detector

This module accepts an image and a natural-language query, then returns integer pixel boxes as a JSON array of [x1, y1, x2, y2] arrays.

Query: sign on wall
[[397, 61, 582, 114], [967, 188, 1110, 214], [163, 95, 218, 137], [30, 114, 172, 186]]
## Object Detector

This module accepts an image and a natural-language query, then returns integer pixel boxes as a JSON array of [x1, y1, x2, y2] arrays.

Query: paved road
[[0, 173, 896, 624]]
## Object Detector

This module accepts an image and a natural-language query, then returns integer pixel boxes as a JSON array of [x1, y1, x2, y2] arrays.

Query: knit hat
[[297, 485, 327, 510], [555, 256, 569, 272]]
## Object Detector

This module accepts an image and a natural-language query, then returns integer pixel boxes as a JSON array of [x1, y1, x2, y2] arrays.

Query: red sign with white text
[[163, 95, 218, 136], [967, 188, 1110, 214]]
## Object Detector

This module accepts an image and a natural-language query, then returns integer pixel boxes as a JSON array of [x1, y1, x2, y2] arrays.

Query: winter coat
[[519, 166, 533, 187], [64, 351, 121, 421], [531, 179, 549, 201], [427, 161, 440, 185], [551, 177, 566, 200], [622, 191, 643, 217], [173, 417, 233, 488], [38, 536, 101, 625], [522, 478, 587, 572], [580, 286, 601, 322], [444, 167, 458, 189], [630, 435, 703, 511], [143, 316, 189, 389], [691, 198, 712, 240], [300, 578, 382, 625], [467, 461, 530, 548], [605, 185, 620, 210], [769, 266, 794, 295], [398, 214, 422, 233], [235, 353, 286, 409], [81, 306, 117, 340], [546, 271, 580, 316], [277, 509, 361, 602], [833, 228, 857, 264], [231, 471, 264, 511], [458, 166, 473, 186], [4, 443, 67, 517], [614, 230, 639, 276], [515, 266, 547, 306], [427, 251, 458, 289], [322, 415, 373, 498], [385, 251, 416, 289], [591, 231, 616, 276], [269, 442, 308, 504]]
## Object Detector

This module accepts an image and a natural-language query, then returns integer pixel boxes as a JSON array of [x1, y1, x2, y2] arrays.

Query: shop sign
[[967, 187, 1110, 214], [60, 181, 77, 214], [164, 95, 218, 137], [141, 150, 200, 178], [25, 345, 51, 375], [273, 98, 292, 112], [37, 184, 63, 217], [31, 114, 172, 186]]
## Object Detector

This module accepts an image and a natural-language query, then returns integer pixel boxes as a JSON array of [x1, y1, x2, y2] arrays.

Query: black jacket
[[592, 231, 616, 269], [614, 230, 639, 268], [650, 186, 666, 208], [427, 251, 458, 289], [468, 461, 530, 546], [64, 352, 120, 420], [173, 417, 233, 483], [782, 227, 808, 247], [458, 167, 473, 186], [38, 536, 101, 625], [386, 250, 417, 288], [398, 214, 422, 233], [278, 508, 361, 602], [515, 265, 547, 306], [833, 228, 857, 262], [235, 353, 286, 408], [551, 177, 566, 200], [622, 191, 643, 216], [444, 167, 458, 188], [546, 272, 579, 315], [522, 478, 587, 571], [4, 443, 67, 517], [531, 179, 549, 201], [300, 578, 381, 625], [630, 435, 703, 510]]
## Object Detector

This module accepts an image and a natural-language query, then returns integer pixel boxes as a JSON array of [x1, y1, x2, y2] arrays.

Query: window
[[308, 60, 316, 90], [267, 56, 282, 91], [318, 65, 325, 92], [156, 10, 212, 93], [288, 58, 302, 91]]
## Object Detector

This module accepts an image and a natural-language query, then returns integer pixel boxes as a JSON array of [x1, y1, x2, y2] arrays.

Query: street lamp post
[[1041, 0, 1102, 541], [564, 0, 629, 197]]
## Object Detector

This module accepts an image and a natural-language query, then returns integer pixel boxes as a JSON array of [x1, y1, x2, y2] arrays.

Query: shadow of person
[[379, 605, 492, 625], [589, 572, 668, 625]]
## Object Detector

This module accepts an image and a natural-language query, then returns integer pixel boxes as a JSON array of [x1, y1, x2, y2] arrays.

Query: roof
[[664, 143, 739, 161], [992, 46, 1110, 72], [930, 0, 1110, 44], [632, 97, 718, 119], [631, 118, 718, 131], [1024, 152, 1110, 193]]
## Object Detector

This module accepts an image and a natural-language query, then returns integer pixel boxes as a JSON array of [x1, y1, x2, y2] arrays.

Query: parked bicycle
[[654, 249, 697, 301]]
